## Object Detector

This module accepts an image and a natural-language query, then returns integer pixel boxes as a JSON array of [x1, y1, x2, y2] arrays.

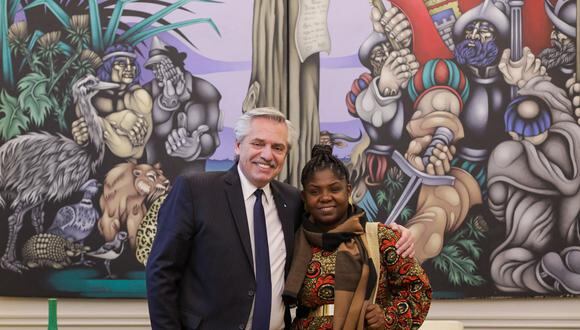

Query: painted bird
[[86, 231, 128, 279], [47, 179, 101, 243], [46, 179, 101, 264], [0, 75, 119, 273]]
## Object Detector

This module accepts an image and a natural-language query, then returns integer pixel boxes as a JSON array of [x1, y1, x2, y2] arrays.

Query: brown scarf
[[284, 210, 377, 330]]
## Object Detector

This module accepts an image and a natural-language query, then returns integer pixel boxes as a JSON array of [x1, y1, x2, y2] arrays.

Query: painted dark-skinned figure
[[144, 36, 223, 178], [285, 145, 431, 330]]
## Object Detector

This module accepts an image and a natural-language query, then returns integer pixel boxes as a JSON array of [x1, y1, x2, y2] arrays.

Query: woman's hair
[[301, 144, 349, 187], [233, 107, 297, 149]]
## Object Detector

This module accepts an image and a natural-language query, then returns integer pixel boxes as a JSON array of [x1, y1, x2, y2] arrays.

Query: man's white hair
[[234, 107, 297, 149]]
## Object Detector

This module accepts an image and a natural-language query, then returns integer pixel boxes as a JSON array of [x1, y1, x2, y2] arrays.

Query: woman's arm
[[372, 225, 432, 329]]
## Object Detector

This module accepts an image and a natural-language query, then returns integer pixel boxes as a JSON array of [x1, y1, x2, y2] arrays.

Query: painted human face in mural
[[235, 117, 289, 188], [454, 20, 500, 68], [539, 27, 576, 70], [111, 57, 137, 85]]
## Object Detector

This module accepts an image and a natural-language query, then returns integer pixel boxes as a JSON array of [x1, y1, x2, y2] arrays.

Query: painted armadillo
[[22, 233, 84, 269]]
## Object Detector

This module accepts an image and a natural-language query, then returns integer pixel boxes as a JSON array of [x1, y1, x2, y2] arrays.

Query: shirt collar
[[237, 164, 272, 204]]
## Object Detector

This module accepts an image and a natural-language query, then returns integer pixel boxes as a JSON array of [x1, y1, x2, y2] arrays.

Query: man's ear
[[234, 140, 241, 156]]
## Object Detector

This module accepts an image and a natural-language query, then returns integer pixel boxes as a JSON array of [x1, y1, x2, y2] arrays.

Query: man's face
[[235, 117, 289, 188], [111, 57, 136, 85]]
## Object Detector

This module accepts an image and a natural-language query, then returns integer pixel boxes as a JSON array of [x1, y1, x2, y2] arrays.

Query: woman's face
[[302, 168, 352, 227]]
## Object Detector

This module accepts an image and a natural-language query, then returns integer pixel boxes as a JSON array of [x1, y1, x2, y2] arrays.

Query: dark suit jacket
[[146, 166, 302, 330]]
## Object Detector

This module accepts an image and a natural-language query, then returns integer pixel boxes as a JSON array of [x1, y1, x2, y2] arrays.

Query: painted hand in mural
[[157, 58, 188, 109], [565, 74, 580, 125], [165, 112, 210, 161], [371, 6, 412, 48], [377, 48, 419, 96], [72, 117, 89, 146], [499, 47, 547, 88], [108, 111, 150, 147], [405, 135, 456, 176]]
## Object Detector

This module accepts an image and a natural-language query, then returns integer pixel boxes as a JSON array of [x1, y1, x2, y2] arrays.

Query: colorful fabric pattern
[[292, 225, 432, 330]]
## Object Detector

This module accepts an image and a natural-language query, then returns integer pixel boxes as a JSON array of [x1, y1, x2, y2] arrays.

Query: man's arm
[[146, 176, 195, 329]]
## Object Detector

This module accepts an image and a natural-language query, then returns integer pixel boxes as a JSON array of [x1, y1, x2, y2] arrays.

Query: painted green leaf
[[17, 72, 55, 126], [0, 90, 29, 140]]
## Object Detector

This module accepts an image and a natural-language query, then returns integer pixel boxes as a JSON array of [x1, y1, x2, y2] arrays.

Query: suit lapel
[[223, 167, 254, 271], [270, 182, 295, 271]]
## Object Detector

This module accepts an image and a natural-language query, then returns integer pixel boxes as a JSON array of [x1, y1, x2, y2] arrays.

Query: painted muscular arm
[[103, 88, 153, 158]]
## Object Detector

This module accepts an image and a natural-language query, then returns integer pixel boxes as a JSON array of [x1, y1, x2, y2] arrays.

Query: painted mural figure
[[72, 45, 153, 166], [346, 6, 419, 219], [539, 0, 577, 90], [401, 59, 483, 263], [144, 37, 223, 178], [450, 1, 511, 193], [488, 72, 580, 294]]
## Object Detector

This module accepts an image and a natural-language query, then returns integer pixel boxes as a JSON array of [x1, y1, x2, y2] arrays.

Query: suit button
[[239, 324, 245, 329], [248, 289, 255, 296]]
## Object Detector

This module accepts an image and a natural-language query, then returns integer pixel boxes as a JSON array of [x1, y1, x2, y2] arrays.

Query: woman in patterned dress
[[284, 145, 432, 329]]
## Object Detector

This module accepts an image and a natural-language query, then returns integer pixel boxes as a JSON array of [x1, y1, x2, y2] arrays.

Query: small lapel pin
[[283, 203, 287, 208]]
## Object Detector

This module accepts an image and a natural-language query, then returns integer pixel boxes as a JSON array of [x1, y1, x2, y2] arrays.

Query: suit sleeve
[[146, 176, 195, 329], [375, 225, 432, 330]]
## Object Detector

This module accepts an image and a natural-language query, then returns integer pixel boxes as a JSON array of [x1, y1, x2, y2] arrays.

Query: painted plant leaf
[[0, 90, 29, 140], [17, 72, 55, 126]]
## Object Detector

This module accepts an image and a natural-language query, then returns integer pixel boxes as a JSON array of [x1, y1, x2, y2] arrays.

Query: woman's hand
[[387, 223, 415, 258], [365, 303, 386, 329]]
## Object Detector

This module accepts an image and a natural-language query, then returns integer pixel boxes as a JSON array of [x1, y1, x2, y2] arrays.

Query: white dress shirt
[[238, 166, 286, 330]]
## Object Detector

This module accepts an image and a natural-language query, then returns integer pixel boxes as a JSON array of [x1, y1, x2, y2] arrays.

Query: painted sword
[[383, 127, 456, 224]]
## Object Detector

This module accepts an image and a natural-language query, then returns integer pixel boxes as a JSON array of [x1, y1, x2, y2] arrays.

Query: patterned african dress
[[292, 224, 432, 330]]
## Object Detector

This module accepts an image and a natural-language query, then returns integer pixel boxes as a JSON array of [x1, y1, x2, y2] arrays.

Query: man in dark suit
[[146, 107, 302, 329], [146, 107, 415, 329]]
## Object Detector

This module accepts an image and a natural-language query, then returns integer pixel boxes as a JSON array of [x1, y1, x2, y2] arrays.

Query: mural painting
[[1, 0, 579, 301], [0, 0, 247, 297], [318, 0, 579, 298]]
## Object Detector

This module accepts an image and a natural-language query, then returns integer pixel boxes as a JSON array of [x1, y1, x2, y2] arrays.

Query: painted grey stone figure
[[144, 37, 223, 178], [488, 76, 580, 294]]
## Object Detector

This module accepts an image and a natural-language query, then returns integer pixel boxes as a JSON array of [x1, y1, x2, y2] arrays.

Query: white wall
[[1, 297, 579, 329]]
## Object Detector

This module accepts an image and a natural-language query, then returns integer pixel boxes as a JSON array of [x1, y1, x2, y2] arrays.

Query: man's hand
[[377, 48, 419, 96], [388, 223, 415, 258], [499, 47, 546, 87], [72, 117, 89, 145], [371, 6, 412, 48], [365, 303, 386, 330], [405, 136, 455, 175], [165, 113, 209, 161], [565, 74, 580, 125]]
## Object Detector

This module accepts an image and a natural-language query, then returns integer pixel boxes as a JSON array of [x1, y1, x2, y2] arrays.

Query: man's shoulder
[[271, 180, 300, 198], [177, 171, 229, 189]]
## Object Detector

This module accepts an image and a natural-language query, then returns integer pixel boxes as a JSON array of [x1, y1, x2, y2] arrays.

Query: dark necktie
[[252, 189, 271, 330]]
